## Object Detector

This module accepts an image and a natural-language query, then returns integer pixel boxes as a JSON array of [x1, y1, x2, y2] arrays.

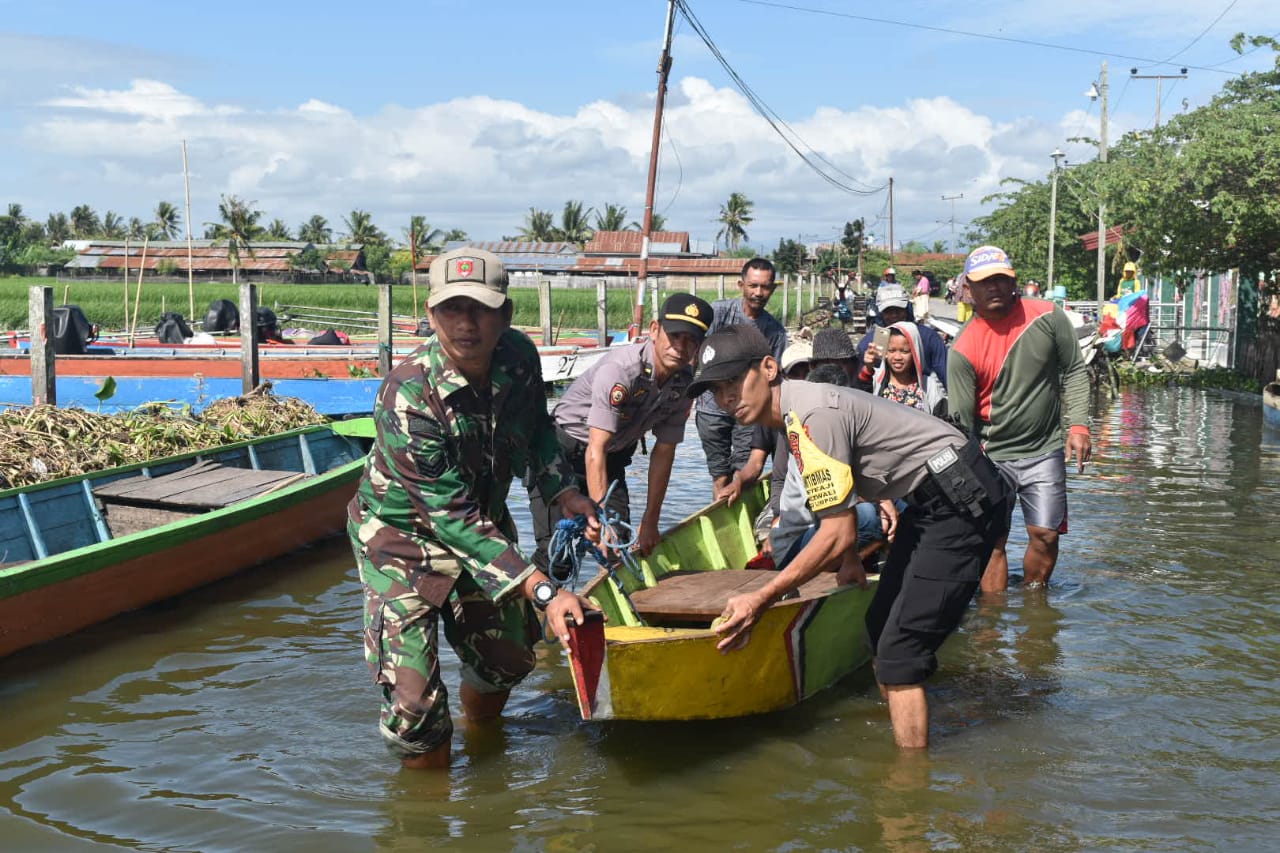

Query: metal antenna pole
[[1130, 67, 1188, 128]]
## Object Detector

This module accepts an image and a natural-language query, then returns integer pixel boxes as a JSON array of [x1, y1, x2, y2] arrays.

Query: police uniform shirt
[[554, 338, 693, 452], [780, 381, 966, 511]]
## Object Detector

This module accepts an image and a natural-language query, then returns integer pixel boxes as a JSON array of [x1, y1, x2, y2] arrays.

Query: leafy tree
[[717, 192, 753, 251], [289, 245, 328, 280], [207, 194, 265, 284], [69, 204, 101, 239], [772, 238, 805, 276], [841, 219, 867, 255], [266, 219, 292, 240], [343, 209, 386, 245], [404, 215, 447, 257], [931, 240, 947, 254], [518, 207, 557, 242], [45, 212, 71, 245], [0, 204, 25, 269], [555, 200, 595, 246], [99, 211, 125, 239], [362, 242, 393, 282], [442, 228, 468, 243], [154, 201, 182, 239], [298, 215, 332, 244], [594, 203, 631, 232]]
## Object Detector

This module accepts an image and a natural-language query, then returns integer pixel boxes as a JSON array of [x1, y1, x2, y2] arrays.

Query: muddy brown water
[[1, 386, 1276, 851]]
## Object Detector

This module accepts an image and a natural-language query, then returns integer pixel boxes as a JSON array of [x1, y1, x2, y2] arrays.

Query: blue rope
[[544, 480, 646, 622]]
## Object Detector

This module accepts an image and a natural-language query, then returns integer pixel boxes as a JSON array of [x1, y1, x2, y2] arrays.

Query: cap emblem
[[455, 258, 475, 278], [684, 303, 701, 318], [701, 345, 716, 364]]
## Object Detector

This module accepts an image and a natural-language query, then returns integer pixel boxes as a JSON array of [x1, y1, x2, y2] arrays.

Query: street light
[[1047, 149, 1066, 293]]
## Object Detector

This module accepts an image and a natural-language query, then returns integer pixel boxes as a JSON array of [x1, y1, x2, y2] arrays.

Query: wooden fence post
[[782, 273, 791, 327], [597, 280, 608, 347], [538, 279, 552, 345], [239, 283, 260, 394], [718, 274, 725, 300], [29, 286, 54, 406], [378, 282, 394, 376]]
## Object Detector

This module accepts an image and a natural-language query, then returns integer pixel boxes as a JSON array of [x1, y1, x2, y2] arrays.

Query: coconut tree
[[594, 203, 631, 232], [99, 211, 126, 239], [343, 209, 386, 245], [629, 211, 668, 232], [45, 212, 71, 244], [69, 204, 101, 239], [207, 194, 264, 284], [266, 218, 293, 240], [717, 192, 754, 251], [518, 208, 557, 242], [404, 215, 447, 257], [298, 215, 332, 245], [154, 201, 182, 239], [555, 200, 595, 246]]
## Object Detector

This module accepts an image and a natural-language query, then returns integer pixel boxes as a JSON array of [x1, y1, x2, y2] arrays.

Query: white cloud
[[15, 75, 1107, 249]]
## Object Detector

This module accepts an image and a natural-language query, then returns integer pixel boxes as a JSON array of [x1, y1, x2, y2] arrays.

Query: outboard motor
[[51, 304, 96, 355], [202, 299, 240, 333], [154, 312, 194, 344]]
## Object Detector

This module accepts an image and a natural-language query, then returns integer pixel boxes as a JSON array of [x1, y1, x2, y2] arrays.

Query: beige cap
[[427, 248, 509, 309], [781, 340, 814, 373]]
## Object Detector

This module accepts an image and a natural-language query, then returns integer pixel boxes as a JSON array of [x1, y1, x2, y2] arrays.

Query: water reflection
[[0, 387, 1278, 850]]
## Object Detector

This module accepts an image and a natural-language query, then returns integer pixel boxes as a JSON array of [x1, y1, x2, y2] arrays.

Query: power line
[[733, 0, 1241, 75], [676, 0, 888, 196], [1138, 0, 1238, 69]]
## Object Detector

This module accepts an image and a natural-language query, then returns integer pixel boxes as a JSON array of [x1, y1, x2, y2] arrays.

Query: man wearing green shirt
[[348, 247, 599, 769]]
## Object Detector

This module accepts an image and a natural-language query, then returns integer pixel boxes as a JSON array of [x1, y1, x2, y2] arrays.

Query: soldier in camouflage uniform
[[349, 247, 599, 769]]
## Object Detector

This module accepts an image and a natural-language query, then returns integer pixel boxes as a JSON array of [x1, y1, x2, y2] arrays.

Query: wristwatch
[[531, 580, 558, 611]]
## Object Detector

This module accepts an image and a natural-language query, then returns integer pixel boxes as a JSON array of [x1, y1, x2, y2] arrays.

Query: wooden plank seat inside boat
[[91, 460, 309, 537], [628, 569, 839, 627]]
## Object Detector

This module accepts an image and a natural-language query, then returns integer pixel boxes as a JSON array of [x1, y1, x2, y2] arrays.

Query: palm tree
[[298, 215, 332, 245], [69, 204, 101, 239], [124, 216, 146, 241], [404, 215, 447, 257], [154, 201, 182, 240], [266, 218, 293, 240], [207, 194, 264, 284], [717, 192, 754, 251], [555, 200, 595, 246], [442, 228, 468, 243], [629, 211, 668, 232], [45, 212, 71, 244], [343, 209, 386, 245], [518, 208, 557, 242], [100, 211, 126, 239], [594, 203, 631, 232]]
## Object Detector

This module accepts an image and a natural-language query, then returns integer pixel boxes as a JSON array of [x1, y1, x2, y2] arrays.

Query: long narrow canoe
[[0, 419, 374, 657], [565, 484, 877, 721]]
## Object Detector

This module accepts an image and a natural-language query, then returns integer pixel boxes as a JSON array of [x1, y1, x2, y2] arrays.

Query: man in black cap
[[686, 324, 1011, 749], [532, 292, 715, 563]]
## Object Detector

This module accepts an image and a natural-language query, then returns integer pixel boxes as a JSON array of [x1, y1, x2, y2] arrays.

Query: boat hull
[[0, 422, 372, 657], [566, 484, 876, 721]]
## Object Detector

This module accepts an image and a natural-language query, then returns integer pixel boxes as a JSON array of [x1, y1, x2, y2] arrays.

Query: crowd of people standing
[[347, 242, 1093, 765]]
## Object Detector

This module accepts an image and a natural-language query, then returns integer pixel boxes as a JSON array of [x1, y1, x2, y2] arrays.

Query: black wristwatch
[[531, 580, 558, 611]]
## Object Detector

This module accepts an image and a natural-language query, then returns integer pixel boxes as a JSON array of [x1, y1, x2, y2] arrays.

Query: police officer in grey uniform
[[531, 293, 714, 566]]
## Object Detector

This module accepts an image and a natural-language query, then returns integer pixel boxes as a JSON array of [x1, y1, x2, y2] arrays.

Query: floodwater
[[1, 386, 1277, 851]]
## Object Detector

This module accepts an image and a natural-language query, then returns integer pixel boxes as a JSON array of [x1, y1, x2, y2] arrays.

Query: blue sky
[[1, 0, 1274, 252]]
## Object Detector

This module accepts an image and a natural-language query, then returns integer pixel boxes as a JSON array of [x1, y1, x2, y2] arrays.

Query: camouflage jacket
[[349, 328, 575, 605]]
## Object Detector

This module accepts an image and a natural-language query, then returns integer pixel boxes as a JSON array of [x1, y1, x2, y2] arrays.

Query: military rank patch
[[609, 383, 628, 407]]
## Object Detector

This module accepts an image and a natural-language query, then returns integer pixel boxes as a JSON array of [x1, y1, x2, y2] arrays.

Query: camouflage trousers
[[354, 547, 538, 758]]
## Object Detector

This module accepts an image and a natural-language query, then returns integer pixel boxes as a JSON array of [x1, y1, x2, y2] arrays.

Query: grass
[[0, 276, 747, 336]]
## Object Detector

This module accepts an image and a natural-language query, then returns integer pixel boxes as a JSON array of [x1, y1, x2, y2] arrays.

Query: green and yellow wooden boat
[[0, 419, 374, 658], [565, 484, 877, 721]]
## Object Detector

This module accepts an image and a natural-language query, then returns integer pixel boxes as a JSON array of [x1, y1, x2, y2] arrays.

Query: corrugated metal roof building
[[61, 240, 367, 280]]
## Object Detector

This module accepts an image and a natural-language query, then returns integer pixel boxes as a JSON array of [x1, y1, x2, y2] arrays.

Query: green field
[[0, 277, 745, 336]]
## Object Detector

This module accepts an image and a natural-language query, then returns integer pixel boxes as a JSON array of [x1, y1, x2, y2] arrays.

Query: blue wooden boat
[[0, 419, 373, 657]]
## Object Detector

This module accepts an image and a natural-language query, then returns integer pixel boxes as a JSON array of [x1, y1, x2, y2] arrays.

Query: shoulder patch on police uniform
[[783, 410, 854, 512], [609, 383, 628, 407]]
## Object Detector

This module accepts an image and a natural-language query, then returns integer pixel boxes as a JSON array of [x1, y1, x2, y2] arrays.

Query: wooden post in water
[[378, 283, 394, 376], [596, 280, 608, 347], [29, 286, 55, 406], [239, 283, 260, 394], [538, 279, 552, 346]]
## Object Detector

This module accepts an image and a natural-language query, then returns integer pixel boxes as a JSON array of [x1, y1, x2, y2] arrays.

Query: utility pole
[[940, 193, 963, 251], [1130, 67, 1188, 128], [1088, 61, 1109, 316], [631, 0, 677, 336], [888, 177, 895, 261], [1047, 149, 1065, 292]]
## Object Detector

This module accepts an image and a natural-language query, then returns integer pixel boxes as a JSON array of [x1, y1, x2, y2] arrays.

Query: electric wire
[[1136, 0, 1238, 69], [676, 0, 888, 196], [733, 0, 1241, 75]]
